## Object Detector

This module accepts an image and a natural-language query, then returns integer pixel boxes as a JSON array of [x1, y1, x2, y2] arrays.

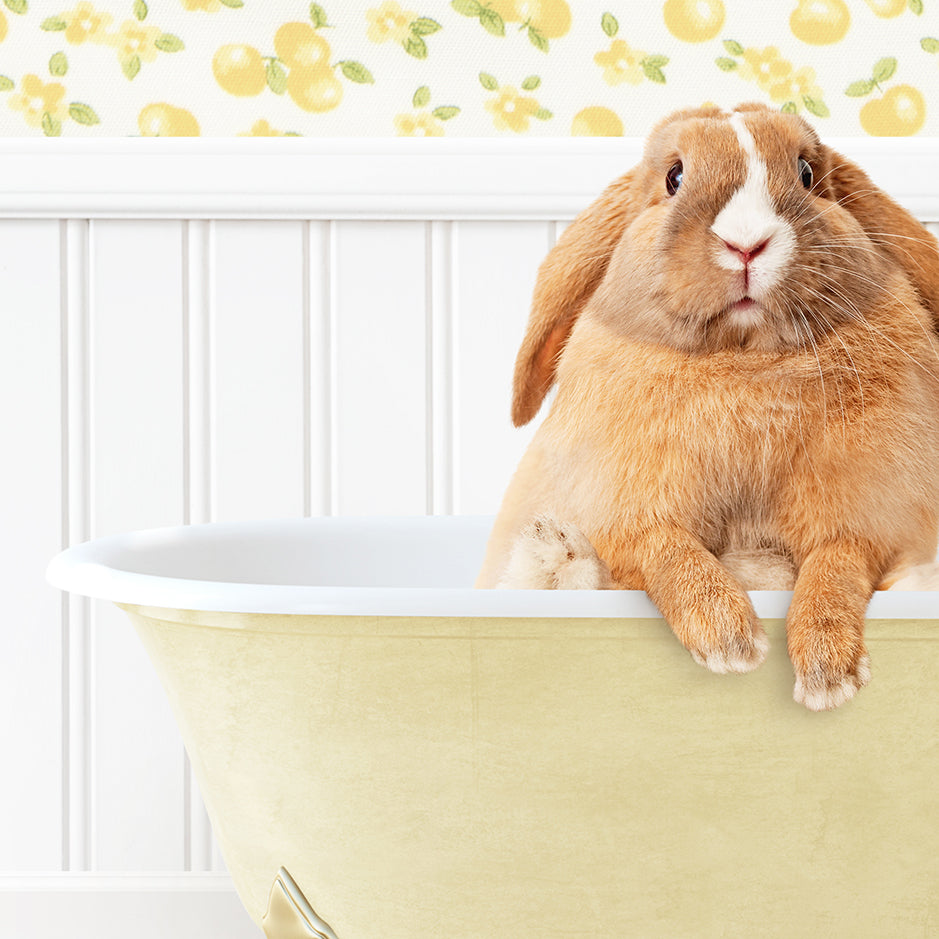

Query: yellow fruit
[[864, 0, 906, 16], [274, 22, 331, 69], [488, 0, 521, 22], [663, 0, 725, 42], [789, 0, 850, 45], [286, 66, 343, 113], [859, 85, 926, 136], [490, 0, 571, 36], [518, 0, 571, 37], [571, 106, 623, 136], [138, 103, 201, 136], [212, 44, 266, 97]]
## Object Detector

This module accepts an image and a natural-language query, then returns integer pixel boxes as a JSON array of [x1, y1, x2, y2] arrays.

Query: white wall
[[1, 139, 937, 937]]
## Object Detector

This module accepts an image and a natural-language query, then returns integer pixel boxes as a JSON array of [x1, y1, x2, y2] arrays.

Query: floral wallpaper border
[[0, 0, 937, 137]]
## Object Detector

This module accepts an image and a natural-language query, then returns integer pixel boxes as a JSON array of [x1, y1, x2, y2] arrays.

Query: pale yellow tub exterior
[[122, 604, 938, 939]]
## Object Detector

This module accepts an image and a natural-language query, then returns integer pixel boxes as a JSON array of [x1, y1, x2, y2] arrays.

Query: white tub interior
[[46, 514, 938, 621]]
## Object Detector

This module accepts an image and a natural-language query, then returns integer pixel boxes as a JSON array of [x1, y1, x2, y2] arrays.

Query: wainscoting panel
[[2, 140, 937, 938], [0, 220, 63, 873], [331, 220, 430, 516], [90, 220, 188, 873]]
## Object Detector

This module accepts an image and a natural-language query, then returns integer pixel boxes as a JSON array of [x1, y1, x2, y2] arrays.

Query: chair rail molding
[[0, 137, 937, 221]]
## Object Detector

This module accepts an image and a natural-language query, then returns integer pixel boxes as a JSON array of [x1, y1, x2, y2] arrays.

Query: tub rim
[[46, 514, 939, 620]]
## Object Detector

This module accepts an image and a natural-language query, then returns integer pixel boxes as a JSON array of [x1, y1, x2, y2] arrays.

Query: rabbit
[[477, 103, 939, 711]]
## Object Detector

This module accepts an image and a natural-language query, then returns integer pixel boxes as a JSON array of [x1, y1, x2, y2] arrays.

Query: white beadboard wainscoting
[[2, 138, 938, 939]]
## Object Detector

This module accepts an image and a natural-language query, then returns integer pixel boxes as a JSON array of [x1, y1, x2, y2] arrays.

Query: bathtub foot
[[262, 867, 340, 939]]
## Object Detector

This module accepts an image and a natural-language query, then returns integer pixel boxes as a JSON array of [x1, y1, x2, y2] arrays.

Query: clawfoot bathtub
[[48, 516, 939, 938]]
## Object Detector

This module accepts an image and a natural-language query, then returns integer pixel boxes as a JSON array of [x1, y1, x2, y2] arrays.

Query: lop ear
[[511, 170, 640, 427], [820, 147, 939, 329]]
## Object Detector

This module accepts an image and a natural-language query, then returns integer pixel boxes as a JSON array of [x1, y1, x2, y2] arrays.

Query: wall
[[1, 138, 938, 937], [0, 0, 936, 137]]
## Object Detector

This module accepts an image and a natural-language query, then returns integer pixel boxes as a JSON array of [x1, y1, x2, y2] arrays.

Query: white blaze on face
[[710, 112, 795, 302]]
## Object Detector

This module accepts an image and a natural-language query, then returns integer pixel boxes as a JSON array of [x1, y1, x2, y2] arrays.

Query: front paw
[[497, 515, 612, 589], [792, 654, 871, 711], [789, 625, 871, 711], [688, 621, 769, 675], [683, 602, 769, 675]]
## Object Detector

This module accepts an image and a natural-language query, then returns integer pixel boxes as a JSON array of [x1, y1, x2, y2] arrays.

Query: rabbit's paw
[[789, 620, 871, 711], [498, 515, 612, 590], [677, 588, 769, 674], [792, 654, 871, 711], [687, 618, 770, 674]]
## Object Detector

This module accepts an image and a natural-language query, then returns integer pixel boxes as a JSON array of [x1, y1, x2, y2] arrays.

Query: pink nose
[[722, 237, 770, 265]]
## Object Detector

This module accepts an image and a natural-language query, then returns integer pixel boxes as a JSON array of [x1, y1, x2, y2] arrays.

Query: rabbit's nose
[[720, 237, 770, 265]]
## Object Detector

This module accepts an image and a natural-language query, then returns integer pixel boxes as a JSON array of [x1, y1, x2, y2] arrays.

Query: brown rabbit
[[477, 103, 939, 711]]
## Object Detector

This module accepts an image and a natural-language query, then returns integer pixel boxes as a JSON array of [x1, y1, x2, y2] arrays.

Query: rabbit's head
[[512, 103, 939, 426]]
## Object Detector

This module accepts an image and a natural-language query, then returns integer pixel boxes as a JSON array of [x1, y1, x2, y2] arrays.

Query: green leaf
[[41, 16, 68, 30], [601, 12, 618, 37], [642, 63, 666, 83], [133, 0, 147, 20], [339, 60, 375, 83], [404, 34, 428, 58], [155, 33, 185, 52], [909, 0, 924, 13], [266, 60, 287, 94], [411, 17, 442, 35], [42, 112, 61, 136], [872, 57, 897, 83], [0, 76, 14, 91], [715, 57, 738, 71], [528, 26, 548, 51], [780, 101, 798, 114], [432, 105, 460, 120], [49, 53, 68, 77], [643, 54, 669, 67], [219, 0, 244, 6], [309, 3, 329, 26], [69, 102, 100, 125], [921, 37, 939, 54], [521, 75, 541, 90], [534, 107, 553, 121], [122, 55, 141, 80], [478, 7, 505, 35], [723, 39, 745, 56], [845, 78, 875, 96], [451, 0, 482, 15], [4, 0, 27, 14], [413, 85, 431, 107], [802, 96, 829, 118], [479, 71, 499, 90]]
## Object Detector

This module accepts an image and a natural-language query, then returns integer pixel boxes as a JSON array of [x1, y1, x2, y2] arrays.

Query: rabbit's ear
[[511, 170, 640, 427], [820, 147, 939, 329]]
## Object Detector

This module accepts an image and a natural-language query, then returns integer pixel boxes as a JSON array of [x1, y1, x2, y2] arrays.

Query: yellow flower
[[9, 74, 68, 128], [366, 1, 415, 43], [62, 2, 112, 44], [594, 40, 647, 86], [485, 86, 539, 133], [738, 46, 792, 91], [394, 110, 445, 136], [181, 0, 223, 9], [767, 66, 824, 109], [109, 19, 161, 64], [239, 119, 288, 137]]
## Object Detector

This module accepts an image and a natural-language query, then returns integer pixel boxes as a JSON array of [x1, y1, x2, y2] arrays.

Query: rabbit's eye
[[798, 157, 813, 190], [666, 161, 683, 196]]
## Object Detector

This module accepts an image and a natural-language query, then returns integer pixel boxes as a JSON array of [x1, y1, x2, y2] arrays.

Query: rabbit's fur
[[478, 104, 939, 711]]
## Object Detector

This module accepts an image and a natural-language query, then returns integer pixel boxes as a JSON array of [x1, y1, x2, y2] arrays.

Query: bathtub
[[47, 515, 939, 938]]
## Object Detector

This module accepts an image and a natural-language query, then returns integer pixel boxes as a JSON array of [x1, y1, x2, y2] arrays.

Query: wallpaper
[[0, 0, 937, 136]]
